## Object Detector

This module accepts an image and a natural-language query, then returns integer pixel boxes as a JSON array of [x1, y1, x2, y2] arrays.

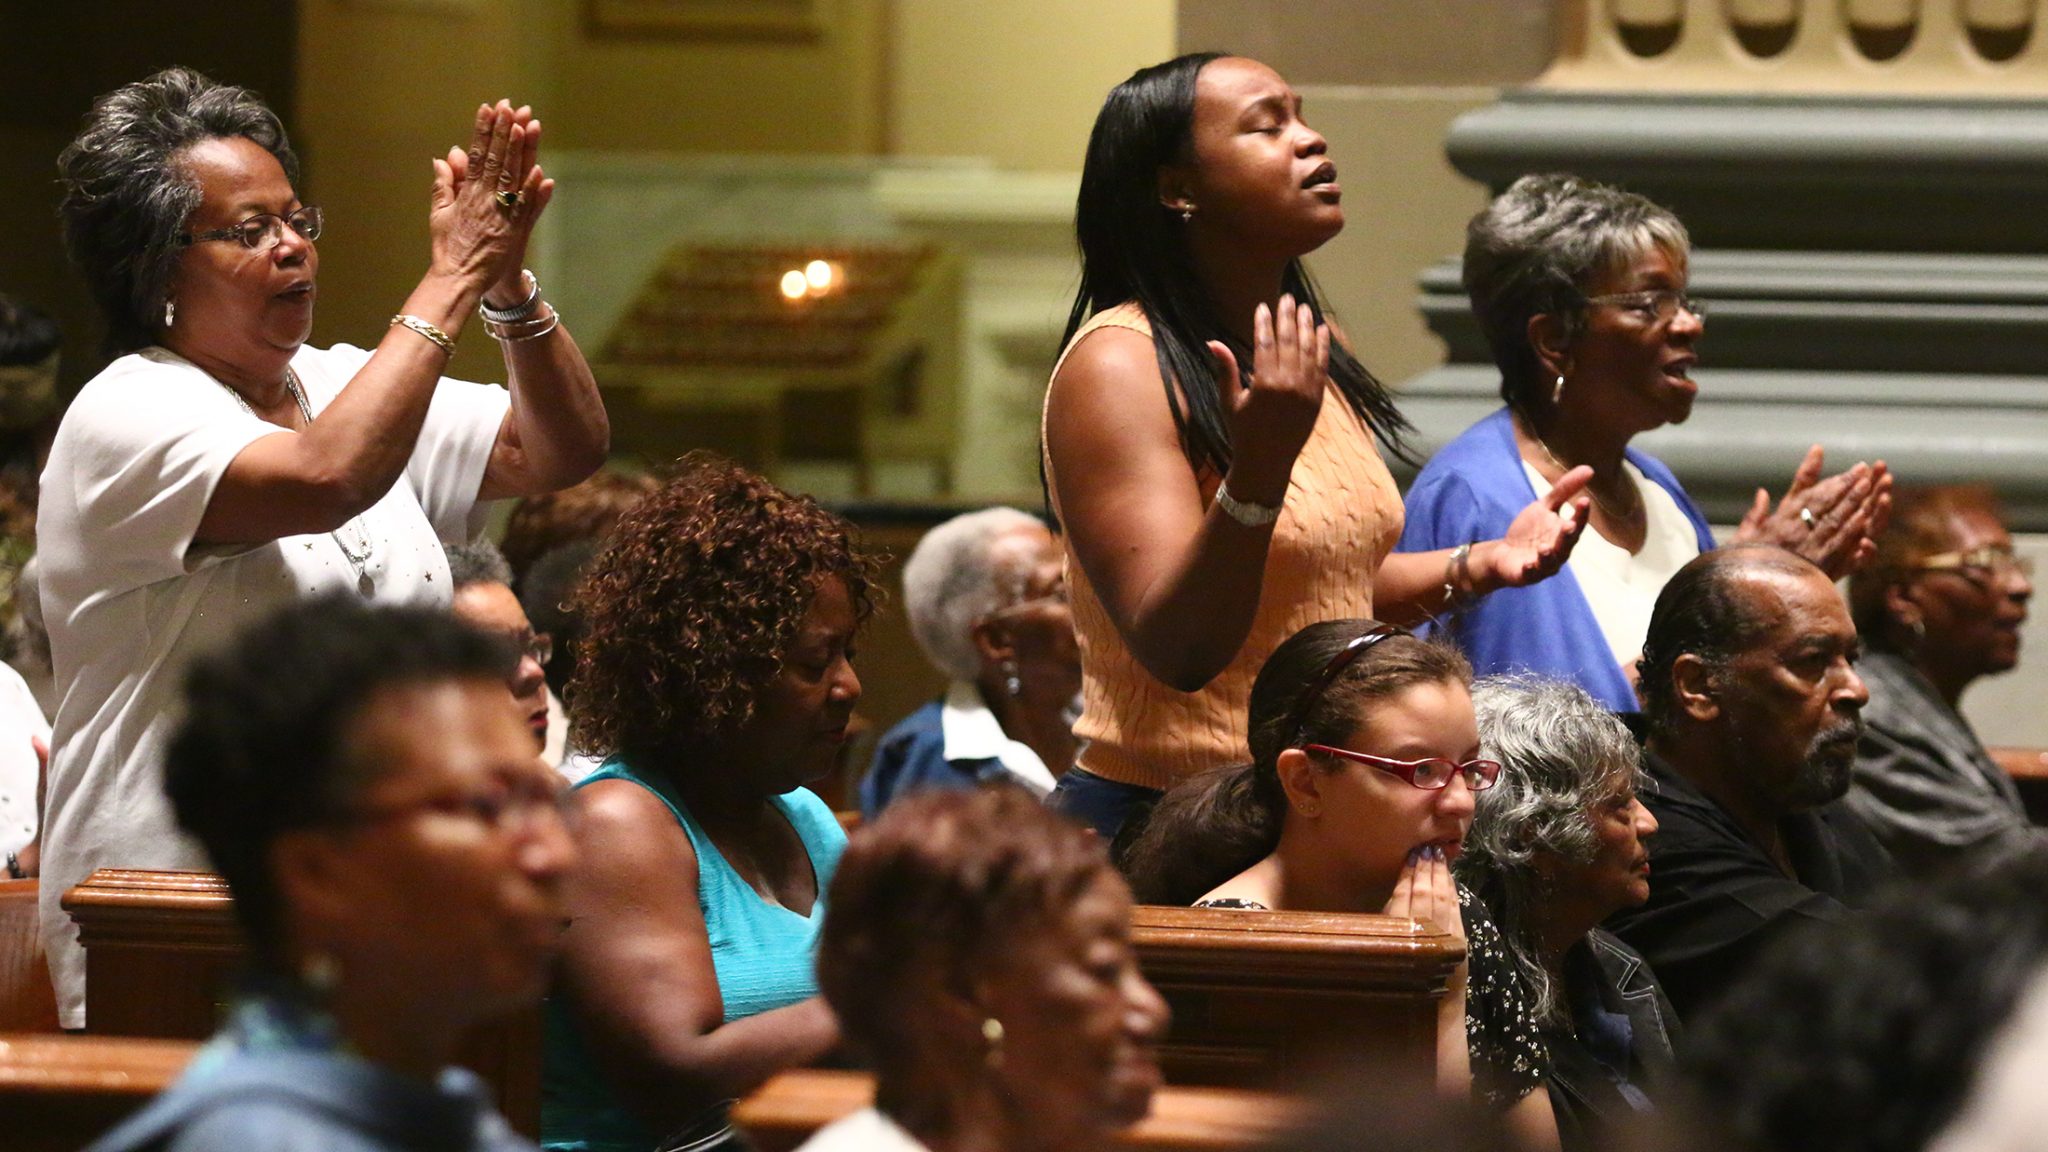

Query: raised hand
[[428, 100, 557, 303], [1210, 295, 1328, 508], [1483, 465, 1593, 590], [1733, 445, 1891, 578]]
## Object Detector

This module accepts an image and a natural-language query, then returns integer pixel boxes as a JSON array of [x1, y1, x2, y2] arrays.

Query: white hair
[[902, 507, 1044, 682]]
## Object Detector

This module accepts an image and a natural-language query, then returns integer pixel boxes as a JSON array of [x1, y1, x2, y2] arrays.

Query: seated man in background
[[862, 507, 1079, 818], [1607, 544, 1895, 1021], [447, 542, 550, 755], [1843, 485, 2041, 876]]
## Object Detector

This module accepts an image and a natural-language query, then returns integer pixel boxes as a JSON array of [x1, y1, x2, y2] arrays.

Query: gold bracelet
[[484, 306, 562, 343], [390, 313, 457, 356]]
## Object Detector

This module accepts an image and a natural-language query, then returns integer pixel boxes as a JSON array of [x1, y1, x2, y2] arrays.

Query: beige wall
[[541, 0, 886, 155], [887, 0, 1175, 168]]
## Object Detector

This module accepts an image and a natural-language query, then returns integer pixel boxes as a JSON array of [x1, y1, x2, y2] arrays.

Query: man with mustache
[[1606, 544, 1898, 1022]]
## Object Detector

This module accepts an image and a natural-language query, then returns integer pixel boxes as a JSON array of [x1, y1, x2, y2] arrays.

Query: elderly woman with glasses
[[35, 68, 606, 1029], [91, 598, 576, 1152], [1122, 620, 1557, 1149], [861, 507, 1080, 818], [1398, 173, 1886, 715], [1458, 675, 1677, 1152], [1843, 485, 2042, 875]]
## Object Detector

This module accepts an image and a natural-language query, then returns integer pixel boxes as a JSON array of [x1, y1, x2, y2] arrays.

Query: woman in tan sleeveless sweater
[[1042, 53, 1596, 842]]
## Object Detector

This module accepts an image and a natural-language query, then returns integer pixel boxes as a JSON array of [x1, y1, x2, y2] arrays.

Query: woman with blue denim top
[[543, 454, 875, 1152], [1399, 174, 1887, 713], [92, 599, 576, 1152]]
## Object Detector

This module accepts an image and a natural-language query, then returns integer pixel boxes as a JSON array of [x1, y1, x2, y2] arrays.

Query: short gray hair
[[58, 68, 299, 354], [901, 507, 1044, 683], [445, 541, 514, 590], [1460, 673, 1646, 1024], [1463, 172, 1690, 413]]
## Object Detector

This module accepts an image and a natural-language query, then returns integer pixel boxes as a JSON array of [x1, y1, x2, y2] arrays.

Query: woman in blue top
[[544, 453, 876, 1152], [1399, 174, 1889, 713]]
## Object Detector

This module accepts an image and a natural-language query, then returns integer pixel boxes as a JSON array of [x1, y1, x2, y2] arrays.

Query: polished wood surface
[[1131, 904, 1461, 1090], [0, 1032, 196, 1152], [0, 879, 59, 1032], [61, 868, 542, 1138], [1989, 747, 2048, 824], [734, 1068, 1304, 1152]]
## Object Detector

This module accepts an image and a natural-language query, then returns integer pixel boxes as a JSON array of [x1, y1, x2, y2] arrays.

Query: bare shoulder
[[572, 778, 699, 896]]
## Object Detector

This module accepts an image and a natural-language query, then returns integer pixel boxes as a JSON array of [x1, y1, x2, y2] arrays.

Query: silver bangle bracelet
[[485, 306, 562, 343], [480, 269, 542, 324]]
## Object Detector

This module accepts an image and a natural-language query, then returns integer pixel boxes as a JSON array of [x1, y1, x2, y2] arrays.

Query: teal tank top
[[541, 758, 847, 1152]]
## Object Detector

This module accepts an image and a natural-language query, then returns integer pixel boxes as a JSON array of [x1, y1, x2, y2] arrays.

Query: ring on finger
[[1799, 507, 1817, 530], [495, 189, 523, 210]]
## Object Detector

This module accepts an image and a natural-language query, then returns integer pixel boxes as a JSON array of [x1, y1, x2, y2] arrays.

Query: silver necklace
[[218, 369, 377, 596]]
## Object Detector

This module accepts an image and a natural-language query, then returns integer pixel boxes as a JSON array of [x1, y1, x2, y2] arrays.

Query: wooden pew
[[735, 1068, 1304, 1152], [0, 1032, 196, 1152], [1, 878, 59, 1031], [1130, 904, 1461, 1091], [1990, 747, 2048, 823], [61, 868, 542, 1138]]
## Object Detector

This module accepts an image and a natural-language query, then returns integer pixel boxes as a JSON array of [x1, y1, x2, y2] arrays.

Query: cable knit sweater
[[1041, 303, 1403, 791]]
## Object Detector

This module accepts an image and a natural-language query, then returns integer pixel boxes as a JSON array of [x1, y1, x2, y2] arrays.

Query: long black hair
[[1062, 52, 1411, 482]]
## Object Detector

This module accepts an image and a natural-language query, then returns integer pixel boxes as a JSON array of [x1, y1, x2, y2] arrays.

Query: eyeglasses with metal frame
[[1581, 289, 1705, 326], [178, 206, 324, 251]]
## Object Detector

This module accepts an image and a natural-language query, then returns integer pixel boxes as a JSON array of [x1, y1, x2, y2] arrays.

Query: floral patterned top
[[1194, 882, 1548, 1107]]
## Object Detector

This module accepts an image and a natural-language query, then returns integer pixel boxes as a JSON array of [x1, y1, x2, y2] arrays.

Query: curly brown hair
[[568, 452, 879, 771]]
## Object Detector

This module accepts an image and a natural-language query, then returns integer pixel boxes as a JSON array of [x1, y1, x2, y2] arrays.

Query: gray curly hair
[[1459, 674, 1646, 1024], [901, 507, 1044, 683], [1463, 172, 1689, 415], [58, 67, 299, 354]]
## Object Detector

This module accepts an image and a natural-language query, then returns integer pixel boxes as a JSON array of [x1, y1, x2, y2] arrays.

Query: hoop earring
[[164, 298, 176, 329], [1551, 373, 1565, 405]]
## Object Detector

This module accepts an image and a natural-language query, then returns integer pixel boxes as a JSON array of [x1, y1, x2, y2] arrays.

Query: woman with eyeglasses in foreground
[[1843, 485, 2041, 876], [1458, 675, 1676, 1152], [1398, 173, 1886, 715], [544, 454, 873, 1152], [1121, 620, 1558, 1150], [804, 786, 1169, 1152], [92, 597, 576, 1152], [38, 67, 605, 1029]]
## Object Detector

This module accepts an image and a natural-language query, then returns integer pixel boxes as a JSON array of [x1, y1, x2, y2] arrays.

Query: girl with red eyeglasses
[[1122, 620, 1558, 1151]]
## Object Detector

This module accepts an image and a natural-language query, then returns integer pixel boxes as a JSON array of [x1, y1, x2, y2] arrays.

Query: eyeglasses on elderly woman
[[1910, 544, 2034, 583], [177, 205, 323, 251], [1579, 288, 1705, 326]]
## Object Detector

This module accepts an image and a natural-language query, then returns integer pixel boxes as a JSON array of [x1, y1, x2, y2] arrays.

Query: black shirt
[[1544, 931, 1682, 1152], [1603, 751, 1897, 1022]]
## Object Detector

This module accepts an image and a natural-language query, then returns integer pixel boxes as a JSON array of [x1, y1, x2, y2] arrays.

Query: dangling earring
[[1002, 659, 1022, 699], [1180, 205, 1194, 224], [300, 949, 341, 996], [982, 1017, 1006, 1070], [163, 298, 176, 329], [1551, 373, 1566, 405]]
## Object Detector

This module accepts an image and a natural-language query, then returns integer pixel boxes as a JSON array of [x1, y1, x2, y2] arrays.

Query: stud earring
[[1180, 205, 1194, 224], [1551, 374, 1566, 405], [1298, 801, 1321, 817], [164, 298, 176, 329], [1002, 659, 1022, 699], [982, 1017, 1006, 1069]]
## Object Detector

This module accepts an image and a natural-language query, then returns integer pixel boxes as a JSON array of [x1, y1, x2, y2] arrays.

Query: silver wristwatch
[[1215, 481, 1281, 527]]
